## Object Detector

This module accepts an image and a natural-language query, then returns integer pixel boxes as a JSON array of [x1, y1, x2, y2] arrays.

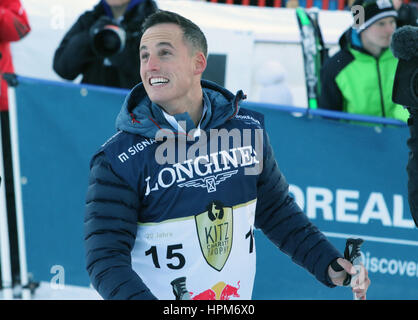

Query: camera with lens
[[90, 17, 127, 58], [391, 26, 418, 109]]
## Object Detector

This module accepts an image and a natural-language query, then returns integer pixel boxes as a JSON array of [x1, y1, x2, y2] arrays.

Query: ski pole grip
[[343, 238, 364, 286], [170, 277, 191, 300]]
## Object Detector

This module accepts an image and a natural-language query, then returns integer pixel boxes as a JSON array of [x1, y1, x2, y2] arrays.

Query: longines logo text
[[145, 146, 260, 196], [153, 125, 263, 170], [117, 124, 264, 194]]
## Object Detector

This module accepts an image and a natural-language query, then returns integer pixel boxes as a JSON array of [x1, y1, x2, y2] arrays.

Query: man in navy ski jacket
[[84, 10, 371, 300]]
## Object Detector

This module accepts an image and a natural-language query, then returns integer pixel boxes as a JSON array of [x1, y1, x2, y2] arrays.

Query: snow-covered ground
[[0, 282, 101, 300]]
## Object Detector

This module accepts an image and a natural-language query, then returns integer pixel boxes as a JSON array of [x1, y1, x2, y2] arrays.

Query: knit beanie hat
[[351, 0, 398, 32]]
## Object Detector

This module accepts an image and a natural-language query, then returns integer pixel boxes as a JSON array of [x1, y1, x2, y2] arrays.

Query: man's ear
[[194, 51, 207, 76]]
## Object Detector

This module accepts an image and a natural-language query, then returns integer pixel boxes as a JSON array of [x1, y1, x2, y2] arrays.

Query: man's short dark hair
[[141, 10, 208, 58]]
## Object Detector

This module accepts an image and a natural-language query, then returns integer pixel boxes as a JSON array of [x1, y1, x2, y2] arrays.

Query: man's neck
[[363, 44, 384, 58], [187, 96, 204, 128], [110, 3, 129, 20], [160, 88, 204, 128]]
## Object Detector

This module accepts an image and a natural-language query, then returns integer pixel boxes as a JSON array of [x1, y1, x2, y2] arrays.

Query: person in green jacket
[[319, 0, 409, 122]]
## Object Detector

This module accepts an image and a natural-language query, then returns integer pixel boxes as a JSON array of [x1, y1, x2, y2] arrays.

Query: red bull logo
[[190, 281, 240, 300]]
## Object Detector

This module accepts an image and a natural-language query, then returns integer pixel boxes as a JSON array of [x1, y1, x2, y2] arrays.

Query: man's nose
[[386, 23, 396, 35], [145, 55, 160, 71]]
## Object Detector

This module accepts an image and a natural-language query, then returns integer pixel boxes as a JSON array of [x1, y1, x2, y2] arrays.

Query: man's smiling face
[[139, 23, 198, 112]]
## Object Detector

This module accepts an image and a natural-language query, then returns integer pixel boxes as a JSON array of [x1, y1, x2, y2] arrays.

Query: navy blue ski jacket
[[84, 80, 343, 300]]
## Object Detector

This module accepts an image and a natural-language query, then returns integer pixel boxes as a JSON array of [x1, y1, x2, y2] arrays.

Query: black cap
[[352, 0, 398, 32]]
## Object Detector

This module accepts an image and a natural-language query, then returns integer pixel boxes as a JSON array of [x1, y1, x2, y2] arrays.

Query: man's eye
[[160, 50, 171, 56], [140, 53, 149, 60]]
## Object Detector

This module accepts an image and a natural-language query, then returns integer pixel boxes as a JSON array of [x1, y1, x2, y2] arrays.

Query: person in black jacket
[[393, 0, 418, 27], [53, 0, 157, 89], [403, 25, 418, 228], [407, 109, 418, 227], [391, 25, 418, 227]]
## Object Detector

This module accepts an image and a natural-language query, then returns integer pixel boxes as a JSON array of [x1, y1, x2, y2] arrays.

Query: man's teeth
[[150, 78, 169, 86]]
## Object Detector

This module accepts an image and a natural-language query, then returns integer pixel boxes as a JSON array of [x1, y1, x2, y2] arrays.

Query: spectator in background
[[391, 25, 418, 227], [0, 0, 30, 111], [53, 0, 157, 89], [286, 0, 300, 8], [406, 83, 418, 228], [318, 0, 409, 122], [256, 60, 293, 106], [345, 0, 357, 9], [0, 0, 30, 287], [393, 0, 418, 27]]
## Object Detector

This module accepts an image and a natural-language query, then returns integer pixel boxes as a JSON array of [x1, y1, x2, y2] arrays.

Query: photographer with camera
[[393, 0, 418, 28], [391, 25, 418, 227], [53, 0, 157, 89]]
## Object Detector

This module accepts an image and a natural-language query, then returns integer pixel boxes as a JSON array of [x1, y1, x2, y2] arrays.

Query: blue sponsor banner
[[13, 76, 417, 299], [13, 77, 128, 287], [247, 104, 417, 300]]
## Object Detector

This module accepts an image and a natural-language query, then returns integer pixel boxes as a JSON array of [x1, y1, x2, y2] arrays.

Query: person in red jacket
[[0, 0, 30, 290], [0, 0, 30, 111]]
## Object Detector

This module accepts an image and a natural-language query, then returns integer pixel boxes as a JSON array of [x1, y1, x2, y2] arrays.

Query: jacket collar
[[100, 0, 146, 18], [115, 80, 245, 139]]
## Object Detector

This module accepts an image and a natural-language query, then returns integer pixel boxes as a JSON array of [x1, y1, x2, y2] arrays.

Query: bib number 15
[[145, 244, 186, 270]]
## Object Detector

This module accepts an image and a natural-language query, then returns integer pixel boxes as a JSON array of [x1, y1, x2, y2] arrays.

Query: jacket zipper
[[376, 58, 386, 118]]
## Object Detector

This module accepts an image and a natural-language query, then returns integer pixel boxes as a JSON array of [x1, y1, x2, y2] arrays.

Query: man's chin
[[148, 96, 169, 109], [380, 39, 392, 49], [144, 90, 168, 105]]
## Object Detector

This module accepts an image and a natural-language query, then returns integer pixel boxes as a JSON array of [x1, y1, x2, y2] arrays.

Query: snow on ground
[[0, 282, 102, 300]]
